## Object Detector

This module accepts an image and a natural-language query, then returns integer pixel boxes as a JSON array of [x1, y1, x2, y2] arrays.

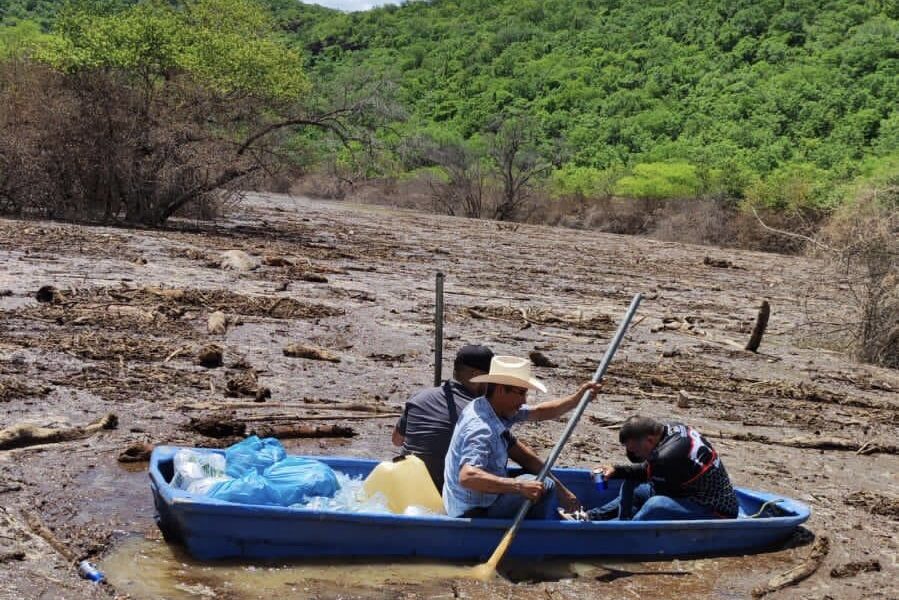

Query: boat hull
[[150, 446, 810, 561]]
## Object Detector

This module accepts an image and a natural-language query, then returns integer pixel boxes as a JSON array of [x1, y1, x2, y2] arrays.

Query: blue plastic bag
[[264, 457, 340, 506], [224, 435, 286, 478], [206, 471, 280, 506]]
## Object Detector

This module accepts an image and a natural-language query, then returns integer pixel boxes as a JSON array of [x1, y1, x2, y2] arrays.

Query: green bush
[[549, 165, 621, 199], [614, 162, 702, 200], [743, 163, 831, 212]]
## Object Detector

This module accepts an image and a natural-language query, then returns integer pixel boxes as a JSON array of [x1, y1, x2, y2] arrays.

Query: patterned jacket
[[614, 423, 739, 517]]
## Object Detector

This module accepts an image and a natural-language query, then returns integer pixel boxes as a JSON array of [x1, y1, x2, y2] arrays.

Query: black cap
[[454, 344, 494, 373]]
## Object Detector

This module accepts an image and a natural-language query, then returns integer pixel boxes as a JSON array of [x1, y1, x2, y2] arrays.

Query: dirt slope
[[0, 193, 896, 599]]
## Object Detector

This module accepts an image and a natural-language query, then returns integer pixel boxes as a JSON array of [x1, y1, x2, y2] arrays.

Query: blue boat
[[150, 446, 810, 561]]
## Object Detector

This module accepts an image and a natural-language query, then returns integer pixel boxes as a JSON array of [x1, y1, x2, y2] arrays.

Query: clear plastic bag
[[299, 473, 392, 514], [172, 450, 226, 490]]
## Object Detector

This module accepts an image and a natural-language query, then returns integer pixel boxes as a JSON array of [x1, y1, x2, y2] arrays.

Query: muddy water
[[103, 535, 486, 598], [101, 534, 784, 600]]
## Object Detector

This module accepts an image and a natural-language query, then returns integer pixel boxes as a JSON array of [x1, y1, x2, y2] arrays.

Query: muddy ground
[[0, 193, 896, 599]]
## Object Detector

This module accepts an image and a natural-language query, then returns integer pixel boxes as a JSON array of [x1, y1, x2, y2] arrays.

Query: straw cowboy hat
[[470, 355, 547, 393]]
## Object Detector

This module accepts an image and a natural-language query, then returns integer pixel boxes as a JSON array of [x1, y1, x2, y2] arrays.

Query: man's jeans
[[594, 480, 718, 521], [465, 475, 558, 520]]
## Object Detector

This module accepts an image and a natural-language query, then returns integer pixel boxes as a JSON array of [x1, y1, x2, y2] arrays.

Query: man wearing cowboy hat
[[392, 344, 495, 491], [443, 355, 601, 519]]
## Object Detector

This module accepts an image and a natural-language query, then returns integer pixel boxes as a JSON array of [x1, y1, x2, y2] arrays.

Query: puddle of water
[[101, 534, 629, 599], [102, 536, 483, 599]]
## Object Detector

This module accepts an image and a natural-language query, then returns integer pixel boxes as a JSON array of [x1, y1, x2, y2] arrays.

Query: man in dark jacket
[[392, 345, 494, 491], [592, 415, 739, 520]]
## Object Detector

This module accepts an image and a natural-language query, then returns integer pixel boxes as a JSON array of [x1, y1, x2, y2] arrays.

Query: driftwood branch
[[187, 414, 360, 439], [705, 430, 898, 455], [253, 423, 356, 440], [752, 535, 829, 598], [24, 511, 76, 563], [0, 414, 117, 451], [750, 207, 835, 253]]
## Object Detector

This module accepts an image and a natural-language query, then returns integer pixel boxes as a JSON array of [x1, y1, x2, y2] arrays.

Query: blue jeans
[[596, 480, 718, 521], [483, 475, 558, 520]]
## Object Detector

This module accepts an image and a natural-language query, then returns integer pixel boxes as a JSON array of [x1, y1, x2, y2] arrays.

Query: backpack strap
[[443, 380, 458, 424]]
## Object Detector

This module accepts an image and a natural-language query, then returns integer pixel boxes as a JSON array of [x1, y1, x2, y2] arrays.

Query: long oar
[[434, 271, 445, 386], [472, 293, 643, 580]]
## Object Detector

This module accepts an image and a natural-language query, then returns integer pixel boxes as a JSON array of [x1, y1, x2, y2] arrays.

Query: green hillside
[[4, 0, 898, 208], [286, 0, 899, 207]]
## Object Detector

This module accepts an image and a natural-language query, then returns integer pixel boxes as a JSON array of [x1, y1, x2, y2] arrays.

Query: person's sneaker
[[585, 507, 618, 521], [557, 508, 590, 521]]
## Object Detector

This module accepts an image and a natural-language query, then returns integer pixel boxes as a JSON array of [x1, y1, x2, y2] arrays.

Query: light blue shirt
[[442, 396, 531, 517]]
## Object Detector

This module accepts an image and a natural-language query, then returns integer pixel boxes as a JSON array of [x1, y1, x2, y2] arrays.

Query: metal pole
[[487, 293, 642, 565], [434, 272, 445, 387]]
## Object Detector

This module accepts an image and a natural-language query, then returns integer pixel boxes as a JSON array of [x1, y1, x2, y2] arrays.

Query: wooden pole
[[746, 300, 770, 352], [434, 271, 445, 386]]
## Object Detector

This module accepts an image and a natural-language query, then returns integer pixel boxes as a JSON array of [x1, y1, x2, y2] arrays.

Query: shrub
[[614, 162, 702, 200], [817, 188, 898, 368]]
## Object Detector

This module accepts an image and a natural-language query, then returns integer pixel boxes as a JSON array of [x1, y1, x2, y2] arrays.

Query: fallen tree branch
[[750, 207, 835, 253], [752, 535, 829, 598], [253, 423, 356, 439], [187, 415, 360, 439], [0, 414, 117, 451], [704, 430, 898, 455], [24, 511, 76, 563]]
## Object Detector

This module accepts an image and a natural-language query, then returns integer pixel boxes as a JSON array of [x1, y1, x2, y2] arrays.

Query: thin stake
[[472, 293, 643, 580], [434, 271, 445, 386]]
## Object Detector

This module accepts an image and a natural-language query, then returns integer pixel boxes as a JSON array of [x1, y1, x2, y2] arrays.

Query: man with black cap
[[393, 345, 495, 491]]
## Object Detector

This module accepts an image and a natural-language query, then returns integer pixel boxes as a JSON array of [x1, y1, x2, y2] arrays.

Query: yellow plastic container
[[363, 455, 445, 515]]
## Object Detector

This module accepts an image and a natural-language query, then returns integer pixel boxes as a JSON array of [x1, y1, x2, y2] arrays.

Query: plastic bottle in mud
[[78, 560, 105, 583]]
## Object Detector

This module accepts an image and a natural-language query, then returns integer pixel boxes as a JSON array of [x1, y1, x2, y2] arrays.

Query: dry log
[[187, 415, 246, 438], [0, 414, 117, 451], [253, 424, 356, 439], [24, 511, 76, 563], [118, 442, 153, 463], [529, 350, 558, 368], [207, 311, 228, 335], [197, 344, 224, 368], [830, 559, 880, 579], [0, 550, 25, 563], [283, 343, 340, 362], [752, 535, 829, 598], [262, 255, 293, 267], [182, 400, 393, 411], [746, 300, 771, 352], [704, 430, 899, 456]]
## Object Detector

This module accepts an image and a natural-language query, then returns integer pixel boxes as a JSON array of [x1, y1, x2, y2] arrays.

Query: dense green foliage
[[4, 0, 898, 210], [37, 0, 308, 100], [284, 0, 898, 209]]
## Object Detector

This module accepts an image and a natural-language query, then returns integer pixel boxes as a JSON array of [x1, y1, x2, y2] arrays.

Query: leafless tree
[[424, 140, 490, 218], [487, 116, 551, 221]]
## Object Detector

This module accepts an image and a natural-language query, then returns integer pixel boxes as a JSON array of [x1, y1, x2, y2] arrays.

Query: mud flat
[[0, 193, 896, 599]]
